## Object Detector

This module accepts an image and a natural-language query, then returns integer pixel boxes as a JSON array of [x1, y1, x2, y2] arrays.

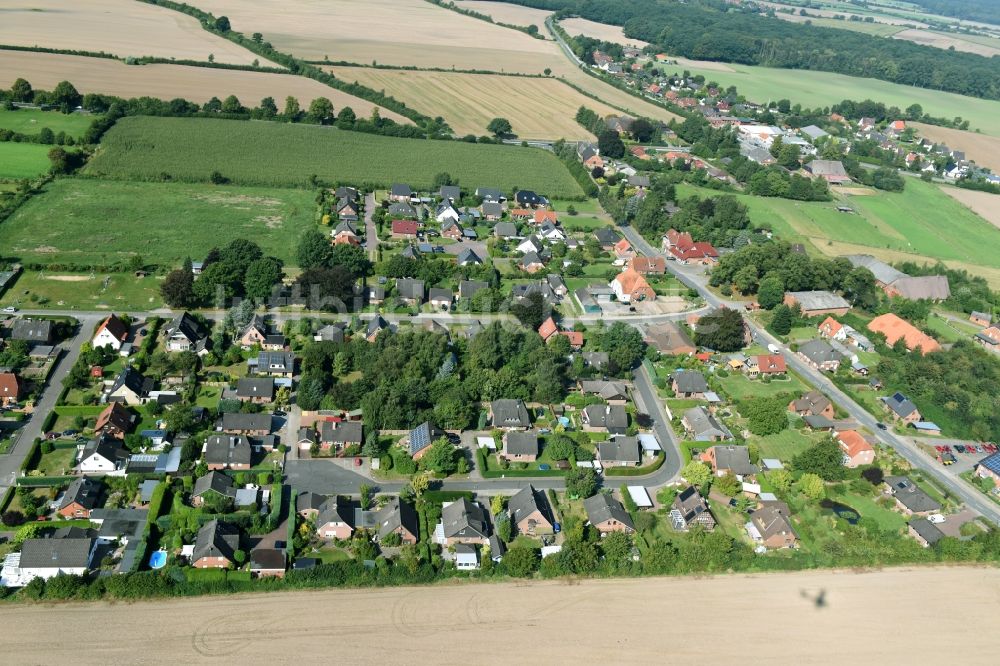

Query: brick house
[[610, 268, 655, 303], [191, 519, 240, 569], [57, 477, 102, 519], [584, 493, 635, 534], [0, 372, 23, 407], [503, 431, 539, 463], [507, 485, 554, 536], [316, 497, 354, 540], [748, 503, 798, 549], [836, 430, 875, 468], [788, 390, 834, 419], [94, 402, 135, 440], [881, 392, 921, 425], [203, 434, 253, 471], [442, 498, 490, 546]]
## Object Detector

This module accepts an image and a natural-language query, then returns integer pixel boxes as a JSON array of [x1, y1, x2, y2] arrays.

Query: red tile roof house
[[610, 268, 656, 303], [92, 314, 129, 351], [746, 354, 786, 377], [836, 430, 875, 468], [0, 372, 23, 408], [533, 210, 558, 226], [391, 219, 420, 239], [628, 256, 666, 275], [558, 330, 584, 350], [94, 402, 135, 440], [583, 153, 605, 169], [663, 229, 718, 265], [538, 317, 558, 342], [867, 313, 941, 355], [613, 238, 636, 260]]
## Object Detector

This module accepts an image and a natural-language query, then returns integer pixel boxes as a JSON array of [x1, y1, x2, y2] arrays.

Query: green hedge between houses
[[16, 475, 75, 487], [604, 452, 666, 477]]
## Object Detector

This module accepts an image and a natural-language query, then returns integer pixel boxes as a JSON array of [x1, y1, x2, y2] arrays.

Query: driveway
[[364, 192, 378, 261]]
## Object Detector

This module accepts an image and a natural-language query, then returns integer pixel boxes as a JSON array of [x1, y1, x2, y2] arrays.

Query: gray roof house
[[505, 431, 539, 458], [583, 493, 634, 532], [396, 278, 425, 303], [191, 519, 240, 565], [20, 537, 95, 575], [192, 471, 235, 501], [390, 183, 413, 199], [11, 318, 52, 343], [682, 406, 732, 441], [494, 221, 518, 238], [457, 247, 483, 266], [707, 445, 756, 476], [373, 497, 419, 543], [476, 187, 504, 202], [59, 476, 103, 516], [236, 377, 274, 402], [490, 399, 530, 429], [459, 280, 489, 300], [165, 312, 209, 354], [842, 255, 907, 286], [204, 434, 253, 469], [579, 380, 628, 402], [672, 370, 708, 397], [881, 392, 920, 420], [885, 476, 941, 514], [255, 350, 295, 376], [582, 403, 628, 435], [442, 498, 490, 542], [798, 339, 844, 370], [597, 437, 641, 466], [439, 185, 461, 201], [407, 421, 443, 457], [889, 275, 951, 301]]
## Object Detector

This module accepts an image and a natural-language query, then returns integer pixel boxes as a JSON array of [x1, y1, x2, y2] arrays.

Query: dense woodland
[[511, 0, 1000, 99]]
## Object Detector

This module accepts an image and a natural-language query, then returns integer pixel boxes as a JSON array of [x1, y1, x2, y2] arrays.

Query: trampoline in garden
[[149, 550, 167, 569]]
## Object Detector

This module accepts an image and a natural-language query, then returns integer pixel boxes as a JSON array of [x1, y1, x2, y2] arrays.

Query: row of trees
[[160, 239, 284, 308]]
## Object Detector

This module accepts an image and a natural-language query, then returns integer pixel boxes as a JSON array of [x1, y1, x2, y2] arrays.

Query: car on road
[[876, 422, 887, 430], [2, 306, 17, 313], [767, 343, 781, 354]]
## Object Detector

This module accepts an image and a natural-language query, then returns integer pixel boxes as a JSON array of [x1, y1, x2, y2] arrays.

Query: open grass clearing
[[0, 0, 275, 66], [910, 123, 1000, 173], [0, 49, 405, 122], [328, 67, 618, 140], [0, 142, 51, 179], [0, 108, 93, 138], [0, 270, 162, 311], [672, 61, 1000, 138], [752, 427, 828, 462], [453, 1, 553, 34], [716, 372, 807, 400], [0, 178, 314, 267], [676, 180, 1000, 287], [85, 116, 585, 196]]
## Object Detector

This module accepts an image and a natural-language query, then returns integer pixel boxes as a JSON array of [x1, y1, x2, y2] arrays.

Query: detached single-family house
[[389, 183, 413, 202], [428, 288, 453, 310], [406, 421, 443, 460], [682, 407, 732, 442], [789, 391, 834, 419], [236, 377, 274, 404], [642, 320, 696, 354], [316, 497, 354, 540], [503, 431, 539, 462], [881, 392, 921, 425], [970, 311, 992, 327], [783, 291, 850, 317], [579, 380, 628, 404], [366, 315, 390, 342], [597, 437, 641, 467], [250, 548, 286, 578], [255, 351, 295, 378], [79, 435, 129, 473], [395, 278, 425, 305], [191, 471, 235, 508], [331, 220, 360, 246], [239, 316, 268, 347], [191, 519, 241, 569], [884, 476, 941, 516], [374, 498, 419, 545], [584, 493, 634, 534], [748, 503, 798, 549], [974, 451, 1000, 488], [797, 340, 844, 372], [94, 402, 135, 440], [58, 477, 103, 518], [909, 518, 945, 548], [92, 314, 129, 351], [582, 403, 628, 435], [836, 430, 875, 468], [0, 372, 22, 408], [671, 370, 708, 399], [442, 498, 490, 546], [629, 256, 667, 275], [165, 312, 210, 355], [489, 399, 531, 430], [593, 227, 620, 250], [11, 318, 52, 345], [701, 444, 754, 477], [457, 247, 483, 266], [107, 367, 153, 406], [670, 486, 715, 531], [507, 485, 554, 536], [391, 219, 420, 239], [204, 434, 253, 471], [318, 420, 363, 454], [18, 537, 96, 582], [221, 412, 272, 437], [804, 159, 850, 184], [610, 268, 655, 303]]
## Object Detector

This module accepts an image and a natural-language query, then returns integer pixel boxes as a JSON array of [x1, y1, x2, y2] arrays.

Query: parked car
[[2, 306, 17, 313], [956, 445, 966, 453]]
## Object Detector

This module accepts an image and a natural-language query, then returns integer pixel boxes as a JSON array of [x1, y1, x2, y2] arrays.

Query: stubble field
[[559, 17, 651, 48], [891, 28, 1000, 57], [191, 0, 679, 123], [329, 66, 620, 139], [0, 568, 997, 664], [84, 116, 586, 196], [0, 0, 277, 66], [453, 0, 553, 34], [0, 49, 407, 122], [941, 187, 1000, 230]]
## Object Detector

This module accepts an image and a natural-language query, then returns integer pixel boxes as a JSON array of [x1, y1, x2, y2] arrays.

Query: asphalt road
[[620, 226, 1000, 526]]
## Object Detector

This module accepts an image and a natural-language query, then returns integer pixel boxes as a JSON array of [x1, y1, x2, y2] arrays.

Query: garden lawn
[[0, 178, 316, 268], [717, 372, 806, 400], [0, 142, 52, 178], [32, 446, 77, 476], [827, 488, 906, 534], [85, 116, 585, 197], [752, 427, 826, 462], [0, 108, 94, 137]]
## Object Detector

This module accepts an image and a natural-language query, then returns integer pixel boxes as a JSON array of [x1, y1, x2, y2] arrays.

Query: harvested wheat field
[[0, 0, 275, 66], [195, 0, 558, 73], [893, 29, 1000, 57], [453, 0, 553, 35], [911, 122, 1000, 173], [2, 567, 999, 663], [560, 17, 650, 48], [0, 50, 408, 122], [941, 187, 1000, 229], [195, 0, 678, 123], [329, 67, 619, 139]]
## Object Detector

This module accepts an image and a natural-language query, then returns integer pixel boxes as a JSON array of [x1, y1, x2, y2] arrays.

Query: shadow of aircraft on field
[[801, 589, 827, 609]]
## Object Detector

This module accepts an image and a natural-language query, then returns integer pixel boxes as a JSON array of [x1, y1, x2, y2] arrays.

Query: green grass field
[[717, 372, 807, 400], [676, 180, 1000, 284], [0, 142, 52, 179], [0, 178, 317, 268], [0, 270, 164, 311], [85, 116, 585, 197], [0, 108, 93, 137], [678, 62, 1000, 137]]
